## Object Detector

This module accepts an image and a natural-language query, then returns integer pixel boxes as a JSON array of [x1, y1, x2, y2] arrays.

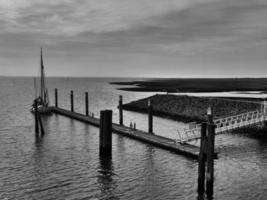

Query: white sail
[[39, 48, 49, 106], [31, 48, 51, 114]]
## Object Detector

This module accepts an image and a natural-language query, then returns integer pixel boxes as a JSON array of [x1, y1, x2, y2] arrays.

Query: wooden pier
[[51, 106, 201, 159], [38, 88, 219, 198]]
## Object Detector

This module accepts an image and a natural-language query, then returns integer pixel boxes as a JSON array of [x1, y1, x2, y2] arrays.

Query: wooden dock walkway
[[51, 107, 200, 159]]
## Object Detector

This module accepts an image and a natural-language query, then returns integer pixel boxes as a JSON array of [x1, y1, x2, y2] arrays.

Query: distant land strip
[[111, 78, 267, 93]]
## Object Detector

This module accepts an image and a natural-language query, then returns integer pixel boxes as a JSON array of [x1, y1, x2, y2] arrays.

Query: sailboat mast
[[40, 47, 45, 102]]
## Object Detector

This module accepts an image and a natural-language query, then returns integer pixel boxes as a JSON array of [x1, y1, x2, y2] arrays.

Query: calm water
[[0, 77, 266, 200]]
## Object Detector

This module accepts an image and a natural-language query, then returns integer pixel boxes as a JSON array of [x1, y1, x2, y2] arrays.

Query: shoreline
[[111, 78, 267, 93]]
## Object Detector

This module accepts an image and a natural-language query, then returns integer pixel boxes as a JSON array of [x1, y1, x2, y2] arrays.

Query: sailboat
[[31, 48, 52, 114]]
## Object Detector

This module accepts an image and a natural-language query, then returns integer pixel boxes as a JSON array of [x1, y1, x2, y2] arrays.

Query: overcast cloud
[[0, 0, 266, 77]]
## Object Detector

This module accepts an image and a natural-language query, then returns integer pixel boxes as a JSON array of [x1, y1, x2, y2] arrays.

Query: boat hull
[[31, 106, 52, 115]]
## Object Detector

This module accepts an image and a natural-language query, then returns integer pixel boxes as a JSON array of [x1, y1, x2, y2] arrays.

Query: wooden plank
[[50, 107, 200, 159]]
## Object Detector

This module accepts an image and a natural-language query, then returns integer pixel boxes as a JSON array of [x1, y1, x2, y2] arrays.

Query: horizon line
[[1, 75, 267, 79]]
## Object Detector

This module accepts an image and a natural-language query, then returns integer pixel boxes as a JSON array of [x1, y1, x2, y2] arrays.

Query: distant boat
[[31, 48, 52, 114]]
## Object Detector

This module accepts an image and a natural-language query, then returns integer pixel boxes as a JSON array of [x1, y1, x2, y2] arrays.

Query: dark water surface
[[0, 77, 266, 200]]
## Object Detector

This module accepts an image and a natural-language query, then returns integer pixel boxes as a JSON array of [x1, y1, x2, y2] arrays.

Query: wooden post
[[198, 123, 207, 195], [85, 92, 89, 116], [148, 99, 153, 134], [70, 90, 74, 112], [99, 110, 112, 157], [119, 95, 123, 125], [34, 100, 39, 136], [207, 106, 213, 124], [55, 88, 58, 108], [263, 100, 267, 127], [206, 107, 215, 198], [37, 112, 45, 137]]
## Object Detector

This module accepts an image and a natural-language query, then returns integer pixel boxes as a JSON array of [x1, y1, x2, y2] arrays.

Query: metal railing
[[176, 109, 266, 143]]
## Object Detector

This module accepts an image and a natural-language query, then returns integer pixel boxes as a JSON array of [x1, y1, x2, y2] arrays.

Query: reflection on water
[[97, 157, 119, 200], [0, 77, 267, 200]]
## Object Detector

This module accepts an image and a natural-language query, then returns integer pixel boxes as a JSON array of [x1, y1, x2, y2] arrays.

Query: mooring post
[[148, 99, 153, 134], [34, 100, 39, 136], [263, 99, 267, 127], [198, 123, 207, 195], [207, 106, 213, 124], [70, 90, 74, 112], [37, 112, 45, 137], [85, 92, 89, 116], [119, 95, 123, 125], [206, 107, 216, 198], [99, 110, 112, 157], [55, 88, 58, 108]]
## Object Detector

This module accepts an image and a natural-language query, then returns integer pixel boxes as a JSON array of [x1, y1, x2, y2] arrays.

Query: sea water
[[0, 77, 266, 199]]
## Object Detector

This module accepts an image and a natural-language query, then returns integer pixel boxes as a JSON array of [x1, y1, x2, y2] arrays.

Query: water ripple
[[0, 77, 267, 200]]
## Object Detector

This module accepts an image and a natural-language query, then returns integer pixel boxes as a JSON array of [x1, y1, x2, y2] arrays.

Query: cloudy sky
[[0, 0, 266, 77]]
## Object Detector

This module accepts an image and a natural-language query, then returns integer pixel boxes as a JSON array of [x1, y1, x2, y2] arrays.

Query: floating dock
[[51, 107, 201, 159]]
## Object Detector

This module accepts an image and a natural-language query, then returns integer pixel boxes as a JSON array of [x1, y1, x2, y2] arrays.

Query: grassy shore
[[121, 94, 262, 122], [111, 78, 267, 93]]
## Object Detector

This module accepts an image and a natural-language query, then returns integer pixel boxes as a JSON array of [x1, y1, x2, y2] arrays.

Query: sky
[[0, 0, 267, 77]]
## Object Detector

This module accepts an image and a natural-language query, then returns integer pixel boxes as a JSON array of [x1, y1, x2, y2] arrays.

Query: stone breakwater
[[121, 94, 261, 122]]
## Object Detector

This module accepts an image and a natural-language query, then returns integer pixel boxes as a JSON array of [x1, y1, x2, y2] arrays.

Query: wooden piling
[[34, 100, 39, 136], [206, 123, 215, 198], [206, 107, 215, 198], [55, 88, 58, 108], [119, 95, 123, 125], [198, 123, 207, 195], [207, 106, 213, 124], [99, 110, 112, 157], [70, 90, 74, 112], [37, 112, 45, 137], [148, 99, 153, 134], [85, 92, 89, 116], [263, 100, 267, 127]]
